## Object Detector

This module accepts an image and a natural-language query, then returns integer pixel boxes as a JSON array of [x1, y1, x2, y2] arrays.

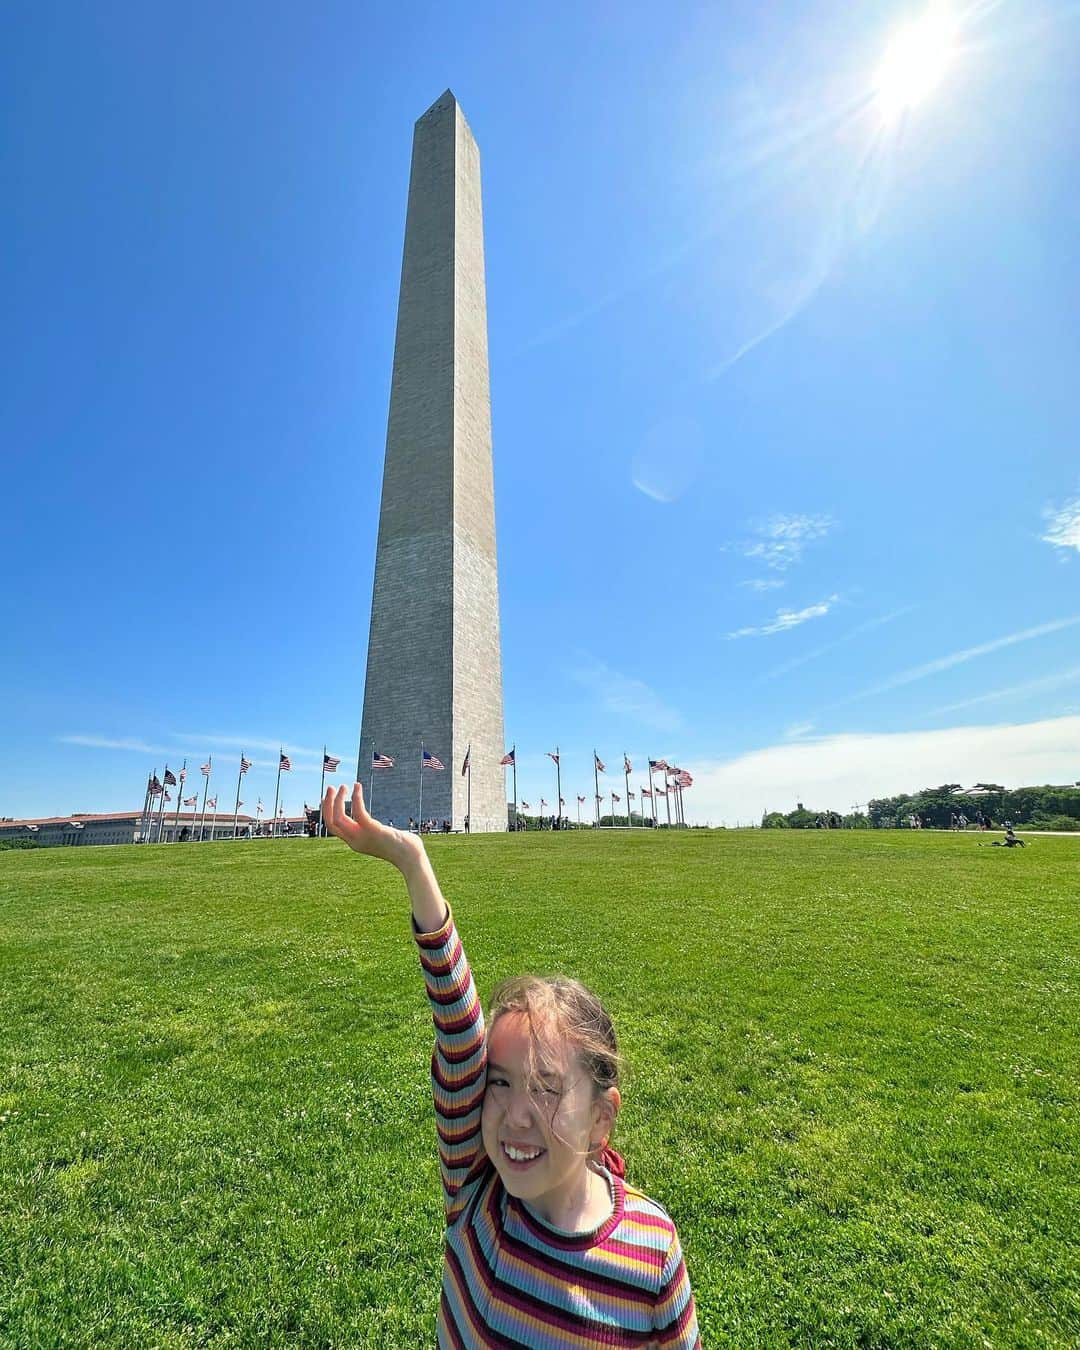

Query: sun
[[875, 12, 957, 120]]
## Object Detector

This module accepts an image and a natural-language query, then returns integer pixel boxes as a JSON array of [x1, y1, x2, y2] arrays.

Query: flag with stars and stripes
[[323, 753, 340, 772], [240, 757, 252, 774], [423, 750, 445, 771], [372, 751, 394, 769], [500, 749, 515, 766], [279, 753, 292, 771]]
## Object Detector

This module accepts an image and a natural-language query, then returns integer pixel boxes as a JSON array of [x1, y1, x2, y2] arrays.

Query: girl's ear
[[597, 1086, 621, 1132]]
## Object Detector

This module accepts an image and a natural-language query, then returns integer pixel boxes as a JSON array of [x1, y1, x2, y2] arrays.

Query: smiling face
[[482, 1011, 619, 1231]]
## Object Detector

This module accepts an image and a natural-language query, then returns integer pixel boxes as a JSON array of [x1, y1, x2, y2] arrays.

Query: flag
[[577, 795, 586, 803], [540, 799, 547, 808], [676, 771, 694, 787], [372, 751, 394, 769], [164, 769, 177, 786], [240, 757, 252, 774], [641, 787, 652, 798], [547, 750, 560, 766], [521, 801, 531, 810], [178, 768, 186, 783], [461, 746, 471, 776], [237, 800, 244, 809], [612, 793, 621, 803], [655, 786, 667, 796], [200, 761, 211, 776], [500, 749, 515, 766], [595, 794, 603, 803], [257, 799, 264, 814], [182, 795, 198, 807], [623, 755, 632, 775], [423, 750, 445, 771], [207, 797, 218, 808], [164, 791, 172, 802], [279, 753, 292, 771], [628, 791, 636, 800], [560, 798, 565, 806], [150, 776, 163, 794], [323, 753, 340, 772], [594, 754, 606, 772], [649, 759, 668, 772]]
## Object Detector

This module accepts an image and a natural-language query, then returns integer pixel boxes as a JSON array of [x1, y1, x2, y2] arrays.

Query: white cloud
[[570, 662, 684, 733], [59, 734, 165, 754], [741, 513, 834, 571], [685, 715, 1080, 825], [765, 606, 913, 679], [728, 594, 840, 639], [740, 578, 786, 592], [926, 665, 1080, 717], [785, 722, 815, 739], [838, 616, 1080, 702], [1042, 498, 1080, 556]]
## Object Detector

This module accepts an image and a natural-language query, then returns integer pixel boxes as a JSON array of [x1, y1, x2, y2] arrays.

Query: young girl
[[324, 783, 700, 1348]]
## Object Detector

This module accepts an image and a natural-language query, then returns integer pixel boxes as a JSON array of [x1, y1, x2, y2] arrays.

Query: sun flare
[[875, 12, 957, 120]]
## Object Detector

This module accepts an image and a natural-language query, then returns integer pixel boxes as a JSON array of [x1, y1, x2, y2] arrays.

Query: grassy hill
[[1, 830, 1076, 1346]]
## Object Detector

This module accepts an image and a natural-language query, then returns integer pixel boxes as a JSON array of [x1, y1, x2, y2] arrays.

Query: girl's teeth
[[505, 1144, 542, 1161]]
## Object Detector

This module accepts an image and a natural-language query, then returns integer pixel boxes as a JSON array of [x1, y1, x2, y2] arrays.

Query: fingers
[[323, 783, 349, 840], [352, 781, 367, 826]]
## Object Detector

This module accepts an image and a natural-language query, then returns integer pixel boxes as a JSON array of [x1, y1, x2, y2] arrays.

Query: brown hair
[[487, 975, 623, 1164]]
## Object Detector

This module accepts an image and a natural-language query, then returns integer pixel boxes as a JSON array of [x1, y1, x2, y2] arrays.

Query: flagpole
[[154, 766, 170, 843], [233, 754, 244, 839], [467, 745, 472, 833], [664, 773, 672, 828], [272, 749, 283, 838], [624, 754, 631, 829], [418, 740, 424, 827], [171, 760, 186, 841], [576, 797, 581, 826], [511, 746, 517, 830], [210, 797, 217, 842], [593, 751, 600, 828], [555, 747, 561, 831], [199, 759, 211, 842], [140, 771, 152, 843], [319, 745, 327, 837]]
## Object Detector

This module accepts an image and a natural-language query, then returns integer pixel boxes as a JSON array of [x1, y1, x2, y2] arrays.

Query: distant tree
[[761, 812, 789, 829]]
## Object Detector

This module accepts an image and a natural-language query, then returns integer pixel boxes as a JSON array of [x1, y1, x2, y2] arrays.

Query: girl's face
[[481, 1011, 618, 1229]]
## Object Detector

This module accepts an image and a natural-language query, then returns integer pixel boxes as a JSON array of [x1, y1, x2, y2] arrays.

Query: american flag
[[559, 797, 565, 806], [623, 755, 632, 775], [372, 751, 394, 769], [612, 793, 621, 803], [577, 795, 586, 803], [594, 754, 606, 772], [182, 795, 198, 807], [461, 746, 471, 776], [323, 753, 340, 772], [237, 800, 243, 809], [423, 750, 445, 771], [164, 769, 177, 786], [256, 799, 264, 814], [547, 750, 559, 766], [200, 761, 211, 776], [641, 787, 652, 798], [279, 753, 292, 771], [628, 791, 636, 800], [595, 794, 603, 803], [240, 756, 252, 774], [676, 771, 694, 788], [540, 799, 547, 808], [207, 796, 218, 808], [521, 801, 531, 810], [178, 768, 186, 783], [649, 759, 668, 772], [164, 791, 172, 802], [150, 776, 163, 795], [655, 786, 667, 796], [500, 749, 515, 766]]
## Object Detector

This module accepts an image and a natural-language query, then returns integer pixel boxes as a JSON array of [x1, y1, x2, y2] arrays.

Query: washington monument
[[358, 91, 506, 831]]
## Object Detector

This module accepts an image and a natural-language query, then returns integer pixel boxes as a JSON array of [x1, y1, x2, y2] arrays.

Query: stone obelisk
[[358, 91, 506, 832]]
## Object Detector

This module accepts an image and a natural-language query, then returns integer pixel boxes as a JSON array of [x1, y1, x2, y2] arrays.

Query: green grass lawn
[[1, 830, 1077, 1347]]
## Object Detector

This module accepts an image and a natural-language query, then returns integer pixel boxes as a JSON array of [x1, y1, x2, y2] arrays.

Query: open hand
[[322, 782, 424, 870]]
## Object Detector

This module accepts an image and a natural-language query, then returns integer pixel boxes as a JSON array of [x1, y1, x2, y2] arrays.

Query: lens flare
[[875, 12, 957, 120]]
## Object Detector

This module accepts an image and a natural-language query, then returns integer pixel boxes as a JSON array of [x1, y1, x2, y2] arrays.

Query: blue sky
[[3, 0, 1078, 825]]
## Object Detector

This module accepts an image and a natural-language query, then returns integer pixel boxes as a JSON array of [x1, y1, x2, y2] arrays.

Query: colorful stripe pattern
[[414, 912, 700, 1347]]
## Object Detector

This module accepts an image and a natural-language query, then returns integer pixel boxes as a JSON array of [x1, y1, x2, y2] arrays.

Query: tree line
[[762, 783, 1080, 831]]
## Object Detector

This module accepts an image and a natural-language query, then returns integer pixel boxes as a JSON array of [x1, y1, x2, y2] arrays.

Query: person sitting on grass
[[322, 782, 700, 1348], [990, 825, 1026, 848]]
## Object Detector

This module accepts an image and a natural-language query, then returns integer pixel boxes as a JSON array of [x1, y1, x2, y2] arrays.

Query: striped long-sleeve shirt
[[415, 908, 701, 1348]]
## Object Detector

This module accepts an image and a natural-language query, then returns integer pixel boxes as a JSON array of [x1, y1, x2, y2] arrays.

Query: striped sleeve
[[413, 907, 488, 1221], [653, 1230, 700, 1347]]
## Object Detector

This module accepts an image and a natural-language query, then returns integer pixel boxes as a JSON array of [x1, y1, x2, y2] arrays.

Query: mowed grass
[[1, 830, 1077, 1348]]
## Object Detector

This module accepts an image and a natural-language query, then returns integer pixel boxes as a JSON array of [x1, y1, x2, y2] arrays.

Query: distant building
[[0, 812, 308, 847]]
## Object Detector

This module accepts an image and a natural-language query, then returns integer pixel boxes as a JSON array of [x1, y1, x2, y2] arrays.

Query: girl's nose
[[506, 1089, 535, 1127]]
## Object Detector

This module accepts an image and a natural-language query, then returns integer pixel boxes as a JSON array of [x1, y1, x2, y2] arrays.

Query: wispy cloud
[[740, 577, 786, 592], [171, 733, 325, 760], [728, 594, 840, 639], [58, 732, 329, 770], [60, 734, 167, 754], [765, 606, 913, 679], [1042, 497, 1080, 556], [570, 661, 683, 732], [785, 722, 815, 739], [740, 513, 834, 571], [837, 616, 1080, 703], [926, 665, 1080, 717]]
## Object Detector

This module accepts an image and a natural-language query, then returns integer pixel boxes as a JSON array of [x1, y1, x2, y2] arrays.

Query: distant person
[[464, 814, 470, 834], [320, 781, 700, 1345], [988, 825, 1026, 848]]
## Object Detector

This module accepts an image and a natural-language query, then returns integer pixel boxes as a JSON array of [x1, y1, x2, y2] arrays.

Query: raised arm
[[322, 783, 488, 1218]]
